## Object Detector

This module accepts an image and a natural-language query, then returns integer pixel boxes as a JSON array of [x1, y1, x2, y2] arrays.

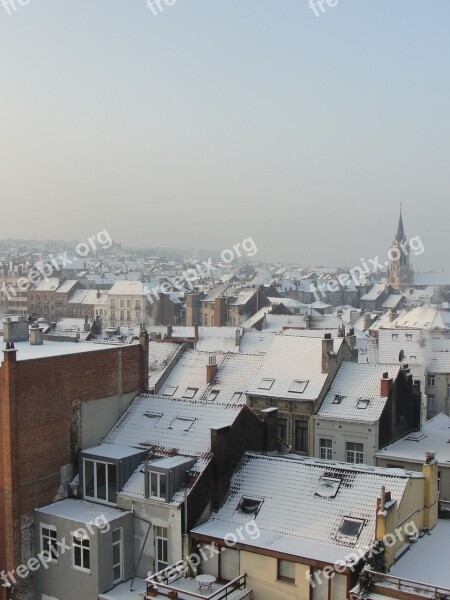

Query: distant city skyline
[[1, 1, 449, 270]]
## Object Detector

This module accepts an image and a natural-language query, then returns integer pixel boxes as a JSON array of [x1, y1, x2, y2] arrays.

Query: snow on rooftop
[[376, 412, 450, 465], [390, 520, 450, 590], [103, 394, 242, 457], [36, 498, 128, 524], [193, 453, 413, 562], [200, 353, 263, 404], [238, 330, 276, 354], [247, 335, 343, 401], [148, 341, 181, 390], [0, 338, 127, 363], [318, 363, 400, 422]]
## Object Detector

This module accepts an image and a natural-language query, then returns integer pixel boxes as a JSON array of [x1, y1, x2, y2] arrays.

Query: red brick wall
[[0, 343, 144, 591]]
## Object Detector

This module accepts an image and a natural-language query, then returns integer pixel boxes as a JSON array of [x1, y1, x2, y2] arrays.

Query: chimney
[[167, 323, 173, 339], [206, 355, 218, 384], [235, 329, 241, 347], [322, 333, 334, 374], [96, 290, 101, 299], [380, 372, 393, 397], [305, 313, 311, 329], [84, 316, 90, 332], [30, 323, 43, 346], [194, 323, 199, 341], [363, 312, 372, 331], [422, 452, 439, 530]]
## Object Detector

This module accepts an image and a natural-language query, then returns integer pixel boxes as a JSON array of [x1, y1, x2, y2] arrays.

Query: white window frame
[[40, 523, 58, 564], [72, 532, 91, 573], [112, 528, 123, 584], [346, 441, 364, 464], [319, 438, 333, 460], [154, 526, 168, 572], [83, 458, 117, 505], [149, 471, 167, 502], [428, 375, 435, 387]]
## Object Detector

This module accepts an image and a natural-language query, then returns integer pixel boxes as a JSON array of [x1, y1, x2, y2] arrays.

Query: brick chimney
[[422, 452, 439, 530], [194, 323, 199, 341], [261, 407, 279, 453], [380, 372, 393, 397], [167, 323, 173, 339], [207, 355, 218, 383]]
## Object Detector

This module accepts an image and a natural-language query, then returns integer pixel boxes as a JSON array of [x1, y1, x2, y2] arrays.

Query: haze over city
[[1, 1, 449, 268]]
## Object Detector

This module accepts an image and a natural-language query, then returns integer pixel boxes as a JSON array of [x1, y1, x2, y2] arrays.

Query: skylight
[[232, 392, 243, 402], [288, 379, 309, 394], [169, 417, 195, 431], [182, 387, 198, 399], [207, 390, 220, 402], [143, 412, 162, 424], [315, 476, 341, 498], [237, 497, 263, 516], [333, 395, 345, 404], [162, 385, 178, 397], [357, 399, 370, 409], [338, 517, 364, 541], [258, 378, 274, 390]]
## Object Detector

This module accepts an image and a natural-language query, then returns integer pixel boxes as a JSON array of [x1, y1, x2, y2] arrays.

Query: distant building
[[387, 208, 414, 289]]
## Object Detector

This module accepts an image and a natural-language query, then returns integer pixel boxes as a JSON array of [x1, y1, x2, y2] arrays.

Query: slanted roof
[[200, 353, 263, 404], [247, 335, 343, 401], [318, 363, 400, 422], [148, 341, 182, 391], [192, 453, 416, 563]]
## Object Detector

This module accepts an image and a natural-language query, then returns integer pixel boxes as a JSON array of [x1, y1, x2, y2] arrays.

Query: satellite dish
[[399, 349, 405, 362]]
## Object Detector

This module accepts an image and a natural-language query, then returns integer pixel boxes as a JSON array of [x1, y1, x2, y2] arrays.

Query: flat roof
[[35, 498, 129, 524]]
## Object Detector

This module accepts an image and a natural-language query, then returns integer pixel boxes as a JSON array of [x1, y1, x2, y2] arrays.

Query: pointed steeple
[[396, 205, 405, 242]]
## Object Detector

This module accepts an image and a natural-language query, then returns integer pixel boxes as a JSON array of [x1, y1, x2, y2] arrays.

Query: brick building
[[0, 338, 146, 599]]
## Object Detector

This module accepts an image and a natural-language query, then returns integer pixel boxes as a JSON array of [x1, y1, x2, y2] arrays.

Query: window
[[427, 394, 436, 414], [182, 387, 198, 399], [238, 497, 263, 516], [41, 525, 58, 562], [113, 528, 123, 584], [410, 355, 417, 360], [120, 300, 124, 308], [338, 517, 364, 541], [295, 420, 308, 453], [278, 419, 287, 441], [406, 333, 412, 340], [232, 392, 243, 402], [346, 442, 364, 464], [83, 459, 117, 504], [135, 302, 141, 310], [357, 398, 370, 409], [428, 375, 435, 387], [155, 526, 168, 572], [136, 312, 140, 321], [315, 476, 340, 498], [127, 311, 131, 321], [73, 533, 90, 572], [392, 334, 398, 340], [332, 394, 345, 404], [207, 390, 220, 402], [204, 314, 208, 325], [162, 385, 178, 397], [319, 438, 333, 460], [211, 316, 214, 326], [258, 378, 274, 390], [288, 379, 309, 394], [127, 300, 131, 308], [277, 559, 295, 583], [120, 311, 125, 320], [169, 417, 195, 431], [149, 471, 167, 501], [143, 412, 162, 424]]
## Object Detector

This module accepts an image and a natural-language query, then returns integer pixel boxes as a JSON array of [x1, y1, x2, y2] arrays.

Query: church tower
[[387, 207, 414, 289]]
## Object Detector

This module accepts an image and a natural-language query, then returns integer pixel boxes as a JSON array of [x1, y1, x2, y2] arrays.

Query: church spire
[[396, 204, 405, 242]]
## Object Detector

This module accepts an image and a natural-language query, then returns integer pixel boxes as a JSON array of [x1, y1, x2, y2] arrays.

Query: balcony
[[368, 572, 450, 599]]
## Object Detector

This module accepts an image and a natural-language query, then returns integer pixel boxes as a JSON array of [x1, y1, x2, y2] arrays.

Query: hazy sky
[[1, 1, 449, 270]]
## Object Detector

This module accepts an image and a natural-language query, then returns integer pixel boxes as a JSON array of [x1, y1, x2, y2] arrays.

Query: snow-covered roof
[[238, 330, 276, 354], [390, 307, 449, 330], [360, 283, 386, 302], [376, 412, 450, 466], [35, 498, 128, 524], [318, 363, 401, 422], [196, 326, 240, 353], [30, 277, 60, 291], [200, 353, 263, 404], [192, 453, 417, 563], [109, 280, 147, 296], [0, 339, 128, 363], [148, 341, 182, 391], [56, 279, 79, 294], [247, 335, 343, 401], [103, 394, 243, 457], [158, 350, 226, 400], [390, 519, 450, 590]]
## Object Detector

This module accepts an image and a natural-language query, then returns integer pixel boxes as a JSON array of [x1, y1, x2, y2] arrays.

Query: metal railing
[[372, 571, 450, 599], [146, 571, 248, 600]]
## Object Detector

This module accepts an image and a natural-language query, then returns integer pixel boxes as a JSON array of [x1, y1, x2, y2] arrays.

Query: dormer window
[[237, 497, 263, 516], [149, 472, 167, 501], [83, 460, 117, 505]]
